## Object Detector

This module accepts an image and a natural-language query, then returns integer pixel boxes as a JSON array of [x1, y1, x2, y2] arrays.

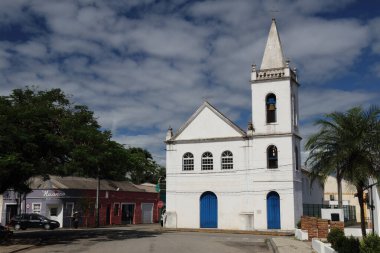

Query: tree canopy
[[305, 105, 380, 236], [126, 147, 165, 185], [0, 87, 163, 193]]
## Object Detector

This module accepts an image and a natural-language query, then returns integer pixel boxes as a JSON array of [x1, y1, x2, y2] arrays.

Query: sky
[[1, 0, 380, 165]]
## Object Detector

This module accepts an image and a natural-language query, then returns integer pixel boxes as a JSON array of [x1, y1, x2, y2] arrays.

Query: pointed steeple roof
[[260, 19, 286, 70]]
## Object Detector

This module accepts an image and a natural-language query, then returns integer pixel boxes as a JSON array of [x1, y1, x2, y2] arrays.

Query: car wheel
[[14, 224, 21, 230], [44, 224, 50, 230]]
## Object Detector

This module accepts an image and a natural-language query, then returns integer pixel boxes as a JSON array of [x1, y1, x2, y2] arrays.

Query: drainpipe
[[24, 194, 27, 214]]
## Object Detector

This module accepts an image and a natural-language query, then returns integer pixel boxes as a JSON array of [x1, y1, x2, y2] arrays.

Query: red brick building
[[2, 176, 159, 228]]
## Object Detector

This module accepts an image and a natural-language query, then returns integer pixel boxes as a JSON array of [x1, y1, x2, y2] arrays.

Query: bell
[[268, 104, 276, 111]]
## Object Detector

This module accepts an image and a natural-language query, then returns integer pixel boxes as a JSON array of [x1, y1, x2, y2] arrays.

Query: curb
[[162, 228, 294, 236], [267, 238, 279, 253]]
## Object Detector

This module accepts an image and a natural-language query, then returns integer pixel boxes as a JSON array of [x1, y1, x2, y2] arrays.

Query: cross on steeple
[[268, 0, 280, 19], [269, 9, 279, 20], [202, 96, 214, 101]]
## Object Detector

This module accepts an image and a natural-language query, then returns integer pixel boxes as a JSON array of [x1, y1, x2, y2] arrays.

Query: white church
[[165, 19, 302, 230]]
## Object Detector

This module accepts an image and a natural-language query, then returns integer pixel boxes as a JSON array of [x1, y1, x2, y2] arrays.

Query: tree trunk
[[337, 176, 343, 208], [357, 187, 367, 237]]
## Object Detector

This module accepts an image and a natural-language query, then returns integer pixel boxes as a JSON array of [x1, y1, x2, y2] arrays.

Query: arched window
[[267, 145, 278, 169], [183, 152, 194, 171], [266, 94, 277, 123], [202, 152, 213, 170], [295, 147, 299, 171], [221, 151, 233, 170]]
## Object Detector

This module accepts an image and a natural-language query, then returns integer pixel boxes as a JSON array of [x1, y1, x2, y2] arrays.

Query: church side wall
[[165, 139, 248, 229], [166, 135, 299, 230]]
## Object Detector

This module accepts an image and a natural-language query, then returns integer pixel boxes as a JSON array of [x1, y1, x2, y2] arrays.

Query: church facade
[[165, 19, 302, 230]]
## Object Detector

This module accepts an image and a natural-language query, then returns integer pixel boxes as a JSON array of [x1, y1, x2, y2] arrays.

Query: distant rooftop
[[28, 175, 152, 193]]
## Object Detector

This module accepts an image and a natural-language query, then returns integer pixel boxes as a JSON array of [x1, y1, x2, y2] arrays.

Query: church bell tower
[[251, 18, 299, 136], [250, 19, 303, 227]]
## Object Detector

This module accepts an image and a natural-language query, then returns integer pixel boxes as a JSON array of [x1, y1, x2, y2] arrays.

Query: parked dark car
[[10, 213, 60, 230], [0, 224, 13, 241]]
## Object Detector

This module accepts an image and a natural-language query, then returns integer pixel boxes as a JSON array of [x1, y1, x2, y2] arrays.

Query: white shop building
[[165, 19, 303, 230]]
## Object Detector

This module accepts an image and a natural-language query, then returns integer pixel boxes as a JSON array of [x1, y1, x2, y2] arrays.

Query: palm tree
[[305, 106, 380, 237]]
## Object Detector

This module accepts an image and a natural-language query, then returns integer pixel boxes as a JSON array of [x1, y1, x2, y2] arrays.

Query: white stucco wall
[[302, 172, 324, 205], [166, 134, 302, 230], [251, 79, 299, 136], [175, 106, 242, 140]]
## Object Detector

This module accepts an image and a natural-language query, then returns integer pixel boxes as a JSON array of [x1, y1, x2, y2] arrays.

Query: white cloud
[[0, 0, 379, 167], [112, 133, 166, 165], [300, 88, 378, 119], [369, 17, 380, 54]]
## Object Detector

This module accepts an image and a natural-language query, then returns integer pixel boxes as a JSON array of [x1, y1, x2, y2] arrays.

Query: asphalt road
[[1, 225, 273, 253]]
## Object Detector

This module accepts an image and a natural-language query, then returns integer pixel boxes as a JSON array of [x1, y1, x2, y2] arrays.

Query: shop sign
[[43, 190, 65, 198]]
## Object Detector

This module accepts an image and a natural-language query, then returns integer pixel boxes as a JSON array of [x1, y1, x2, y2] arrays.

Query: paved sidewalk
[[270, 237, 314, 253], [0, 243, 36, 253]]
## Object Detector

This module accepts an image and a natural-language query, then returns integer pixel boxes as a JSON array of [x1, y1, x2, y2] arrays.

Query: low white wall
[[321, 208, 344, 221], [312, 239, 336, 253], [295, 228, 308, 241], [165, 211, 177, 228], [344, 228, 372, 237]]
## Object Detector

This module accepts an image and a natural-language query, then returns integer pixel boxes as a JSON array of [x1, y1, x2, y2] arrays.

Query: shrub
[[296, 220, 301, 229], [327, 227, 345, 249], [360, 233, 380, 253], [335, 236, 360, 253]]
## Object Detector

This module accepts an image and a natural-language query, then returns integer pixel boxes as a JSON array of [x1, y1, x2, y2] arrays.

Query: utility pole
[[95, 167, 100, 227], [364, 181, 378, 234]]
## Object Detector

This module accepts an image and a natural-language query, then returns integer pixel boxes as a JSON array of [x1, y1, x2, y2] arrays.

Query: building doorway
[[267, 191, 281, 229], [121, 204, 135, 224], [141, 203, 153, 224], [200, 191, 218, 228], [5, 204, 18, 225], [47, 204, 62, 227], [106, 204, 111, 225]]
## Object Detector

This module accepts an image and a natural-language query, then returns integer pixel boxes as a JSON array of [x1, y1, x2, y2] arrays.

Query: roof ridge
[[169, 101, 246, 141]]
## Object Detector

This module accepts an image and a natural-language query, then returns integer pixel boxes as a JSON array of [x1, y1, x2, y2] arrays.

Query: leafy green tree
[[0, 87, 129, 193], [126, 147, 165, 184], [305, 106, 380, 237]]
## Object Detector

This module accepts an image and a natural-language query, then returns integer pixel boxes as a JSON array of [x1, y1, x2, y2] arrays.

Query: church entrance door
[[267, 191, 281, 229], [200, 191, 217, 228]]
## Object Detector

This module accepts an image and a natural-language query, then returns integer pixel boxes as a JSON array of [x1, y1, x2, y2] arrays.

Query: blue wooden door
[[200, 192, 217, 228], [267, 191, 281, 229]]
